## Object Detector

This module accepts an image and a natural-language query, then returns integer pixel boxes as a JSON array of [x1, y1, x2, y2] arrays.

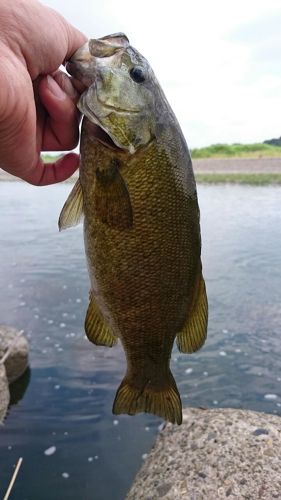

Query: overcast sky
[[45, 0, 281, 148]]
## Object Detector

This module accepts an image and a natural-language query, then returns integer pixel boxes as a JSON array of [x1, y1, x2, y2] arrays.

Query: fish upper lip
[[96, 93, 139, 114], [66, 60, 94, 79]]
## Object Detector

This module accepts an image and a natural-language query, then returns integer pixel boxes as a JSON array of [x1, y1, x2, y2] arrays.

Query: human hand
[[0, 0, 87, 185]]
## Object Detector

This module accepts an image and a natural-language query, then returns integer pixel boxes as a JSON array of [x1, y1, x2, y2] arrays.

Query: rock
[[0, 364, 9, 423], [0, 325, 29, 383], [127, 408, 281, 500], [0, 326, 29, 424]]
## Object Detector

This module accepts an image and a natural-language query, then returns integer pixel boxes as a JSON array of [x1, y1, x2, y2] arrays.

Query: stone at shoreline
[[0, 364, 9, 423], [0, 325, 29, 383], [127, 408, 281, 500]]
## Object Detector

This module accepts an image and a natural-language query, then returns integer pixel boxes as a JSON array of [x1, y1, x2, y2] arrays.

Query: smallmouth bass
[[60, 33, 208, 425]]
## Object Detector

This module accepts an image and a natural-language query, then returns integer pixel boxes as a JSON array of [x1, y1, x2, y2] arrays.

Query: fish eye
[[129, 66, 146, 83]]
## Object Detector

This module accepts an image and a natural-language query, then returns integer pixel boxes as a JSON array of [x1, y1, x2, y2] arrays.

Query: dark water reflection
[[9, 369, 31, 406], [0, 182, 280, 500]]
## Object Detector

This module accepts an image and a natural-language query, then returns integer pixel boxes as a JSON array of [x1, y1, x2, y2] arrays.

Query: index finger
[[24, 153, 80, 186]]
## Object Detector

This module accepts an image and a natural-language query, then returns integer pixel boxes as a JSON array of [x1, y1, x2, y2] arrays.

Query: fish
[[59, 33, 208, 425]]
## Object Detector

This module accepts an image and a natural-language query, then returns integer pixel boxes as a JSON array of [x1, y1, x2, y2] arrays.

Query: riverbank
[[194, 157, 281, 184], [1, 157, 281, 184]]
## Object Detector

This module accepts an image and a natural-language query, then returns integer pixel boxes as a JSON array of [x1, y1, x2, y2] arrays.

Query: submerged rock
[[0, 325, 29, 423], [0, 325, 29, 383], [127, 408, 281, 500]]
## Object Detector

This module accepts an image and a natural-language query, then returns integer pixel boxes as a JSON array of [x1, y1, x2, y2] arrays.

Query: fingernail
[[47, 74, 66, 100]]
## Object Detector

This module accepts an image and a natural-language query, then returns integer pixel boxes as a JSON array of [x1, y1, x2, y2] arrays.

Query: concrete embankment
[[127, 408, 281, 500]]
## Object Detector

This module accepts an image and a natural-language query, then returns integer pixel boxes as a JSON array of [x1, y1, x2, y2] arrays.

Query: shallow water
[[0, 182, 280, 500]]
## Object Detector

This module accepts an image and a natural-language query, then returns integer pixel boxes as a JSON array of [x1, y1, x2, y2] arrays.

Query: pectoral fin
[[94, 159, 133, 230], [177, 271, 208, 353], [58, 178, 84, 231], [85, 294, 117, 347]]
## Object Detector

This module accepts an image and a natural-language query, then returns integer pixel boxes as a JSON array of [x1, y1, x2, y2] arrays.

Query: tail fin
[[112, 371, 182, 425]]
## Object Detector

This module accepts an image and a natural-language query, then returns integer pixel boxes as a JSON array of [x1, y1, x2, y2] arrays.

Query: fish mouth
[[79, 93, 133, 152], [86, 122, 122, 150], [68, 36, 135, 153], [83, 113, 124, 151], [66, 41, 97, 87]]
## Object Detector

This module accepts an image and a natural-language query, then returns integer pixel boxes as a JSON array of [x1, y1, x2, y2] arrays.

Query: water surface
[[0, 182, 280, 499]]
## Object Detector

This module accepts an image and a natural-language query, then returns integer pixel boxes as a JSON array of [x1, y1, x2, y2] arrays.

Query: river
[[0, 182, 280, 500]]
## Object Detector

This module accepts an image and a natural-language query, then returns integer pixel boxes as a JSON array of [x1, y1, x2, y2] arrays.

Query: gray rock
[[0, 364, 9, 423], [127, 408, 281, 500], [0, 325, 29, 383]]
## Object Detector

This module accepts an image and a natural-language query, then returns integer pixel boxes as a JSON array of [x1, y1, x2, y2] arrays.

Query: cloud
[[227, 10, 281, 79], [227, 9, 281, 45]]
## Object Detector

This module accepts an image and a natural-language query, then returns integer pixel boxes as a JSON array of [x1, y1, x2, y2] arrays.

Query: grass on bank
[[191, 143, 281, 159], [195, 173, 281, 185], [42, 154, 62, 163]]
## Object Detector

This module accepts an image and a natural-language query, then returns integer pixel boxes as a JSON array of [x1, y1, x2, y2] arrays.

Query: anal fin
[[177, 270, 208, 353], [85, 294, 117, 348]]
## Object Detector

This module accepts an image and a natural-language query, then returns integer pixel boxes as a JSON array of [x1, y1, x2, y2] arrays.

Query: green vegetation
[[195, 173, 281, 185], [191, 143, 281, 159], [41, 154, 62, 163]]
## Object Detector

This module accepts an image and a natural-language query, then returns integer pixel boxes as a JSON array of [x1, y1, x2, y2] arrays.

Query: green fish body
[[60, 33, 208, 424]]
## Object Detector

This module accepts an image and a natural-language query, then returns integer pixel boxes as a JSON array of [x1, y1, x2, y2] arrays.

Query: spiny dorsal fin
[[94, 159, 133, 230], [85, 293, 117, 348], [176, 271, 208, 353], [58, 178, 84, 231]]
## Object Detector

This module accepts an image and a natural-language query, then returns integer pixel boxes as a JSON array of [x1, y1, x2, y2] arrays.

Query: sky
[[44, 0, 281, 148]]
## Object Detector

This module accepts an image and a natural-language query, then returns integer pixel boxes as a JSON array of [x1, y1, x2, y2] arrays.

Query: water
[[0, 182, 281, 499]]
